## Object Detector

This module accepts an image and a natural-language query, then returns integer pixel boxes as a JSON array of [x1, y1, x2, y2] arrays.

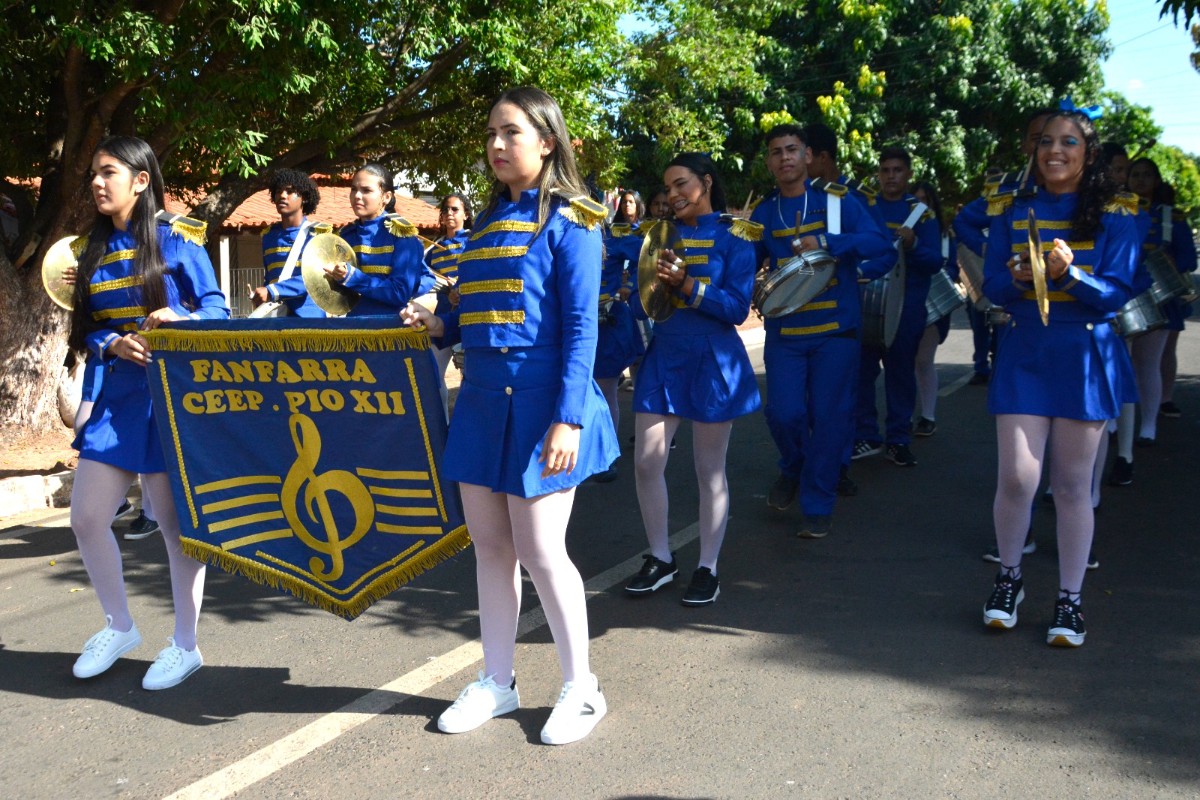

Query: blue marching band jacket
[[262, 218, 332, 317], [338, 213, 426, 316]]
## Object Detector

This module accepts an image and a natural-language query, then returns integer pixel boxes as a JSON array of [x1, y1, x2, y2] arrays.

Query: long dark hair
[[1128, 157, 1168, 205], [911, 180, 945, 236], [69, 136, 169, 354], [480, 86, 589, 229], [1039, 111, 1115, 239], [354, 163, 397, 214], [613, 190, 644, 224], [665, 152, 727, 213]]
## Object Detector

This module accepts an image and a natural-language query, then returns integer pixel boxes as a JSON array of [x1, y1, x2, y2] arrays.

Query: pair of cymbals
[[300, 233, 359, 316], [637, 220, 685, 322], [42, 236, 82, 310]]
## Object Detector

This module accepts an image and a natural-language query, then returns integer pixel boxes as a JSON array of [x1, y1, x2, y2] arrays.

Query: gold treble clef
[[280, 413, 375, 582]]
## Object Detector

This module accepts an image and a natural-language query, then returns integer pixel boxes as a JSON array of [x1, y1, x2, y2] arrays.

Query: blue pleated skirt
[[73, 359, 166, 473], [988, 314, 1136, 421], [633, 327, 762, 422], [594, 301, 644, 378], [444, 346, 620, 498]]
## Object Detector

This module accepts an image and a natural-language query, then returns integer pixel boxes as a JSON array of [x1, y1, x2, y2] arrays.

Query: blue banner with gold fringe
[[144, 318, 467, 619]]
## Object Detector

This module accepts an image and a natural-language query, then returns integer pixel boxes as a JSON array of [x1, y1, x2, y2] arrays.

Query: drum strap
[[826, 194, 842, 235], [279, 220, 315, 283], [941, 234, 950, 261], [1162, 205, 1173, 244], [893, 202, 928, 251]]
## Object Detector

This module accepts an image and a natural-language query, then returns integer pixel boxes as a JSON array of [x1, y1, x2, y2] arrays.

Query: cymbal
[[42, 236, 81, 310], [637, 220, 684, 322], [1027, 208, 1049, 326], [301, 233, 359, 316]]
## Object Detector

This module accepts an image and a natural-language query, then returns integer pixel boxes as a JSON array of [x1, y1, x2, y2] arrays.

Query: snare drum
[[956, 244, 989, 309], [752, 249, 836, 318], [925, 269, 967, 325], [861, 273, 904, 350], [1145, 249, 1190, 304], [1113, 290, 1166, 338], [248, 301, 286, 318]]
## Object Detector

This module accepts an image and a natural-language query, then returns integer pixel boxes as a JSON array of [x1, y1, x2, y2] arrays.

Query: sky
[[1100, 0, 1199, 155]]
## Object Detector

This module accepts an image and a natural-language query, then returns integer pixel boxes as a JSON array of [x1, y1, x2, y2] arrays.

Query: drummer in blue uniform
[[852, 146, 943, 467], [402, 87, 618, 745], [324, 163, 425, 315], [249, 168, 328, 317], [622, 152, 762, 605], [67, 135, 229, 690], [750, 125, 894, 539], [911, 180, 959, 437], [1124, 157, 1198, 445], [953, 108, 1055, 385], [980, 104, 1140, 647], [592, 194, 647, 480]]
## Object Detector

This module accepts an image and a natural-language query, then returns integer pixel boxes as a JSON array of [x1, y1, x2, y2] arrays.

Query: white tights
[[633, 413, 732, 573], [459, 483, 589, 685], [69, 459, 205, 649], [1131, 328, 1169, 440], [993, 415, 1103, 595], [914, 324, 940, 420]]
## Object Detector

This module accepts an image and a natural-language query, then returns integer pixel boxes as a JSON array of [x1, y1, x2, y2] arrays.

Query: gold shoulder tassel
[[987, 192, 1015, 217], [552, 189, 609, 230], [729, 218, 765, 242], [156, 210, 208, 246], [385, 215, 417, 237]]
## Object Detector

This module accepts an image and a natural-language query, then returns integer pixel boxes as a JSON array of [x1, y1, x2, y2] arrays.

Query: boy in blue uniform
[[853, 146, 942, 467], [250, 169, 327, 317], [750, 125, 894, 538]]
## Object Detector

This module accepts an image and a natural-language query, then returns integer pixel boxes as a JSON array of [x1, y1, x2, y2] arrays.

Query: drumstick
[[246, 282, 254, 299]]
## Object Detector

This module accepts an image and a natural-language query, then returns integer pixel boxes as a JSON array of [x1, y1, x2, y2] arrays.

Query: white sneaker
[[142, 638, 203, 690], [540, 673, 607, 745], [437, 671, 519, 733], [73, 616, 141, 679]]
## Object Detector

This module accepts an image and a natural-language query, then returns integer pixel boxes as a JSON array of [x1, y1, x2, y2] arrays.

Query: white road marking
[[163, 522, 703, 800]]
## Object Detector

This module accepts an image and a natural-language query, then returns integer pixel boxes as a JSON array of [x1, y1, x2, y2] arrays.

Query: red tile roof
[[213, 186, 440, 233]]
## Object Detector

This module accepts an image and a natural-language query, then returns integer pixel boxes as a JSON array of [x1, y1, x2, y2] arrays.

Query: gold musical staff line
[[368, 487, 433, 499], [196, 475, 283, 494], [356, 468, 431, 481], [208, 510, 286, 534], [375, 504, 439, 517], [377, 523, 444, 535], [222, 528, 293, 551], [201, 493, 280, 515]]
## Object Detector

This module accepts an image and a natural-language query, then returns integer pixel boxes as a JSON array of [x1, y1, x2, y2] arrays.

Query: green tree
[[0, 0, 629, 440]]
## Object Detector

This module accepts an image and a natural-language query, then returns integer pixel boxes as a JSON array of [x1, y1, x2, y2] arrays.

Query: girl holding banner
[[67, 135, 229, 689], [402, 87, 619, 745]]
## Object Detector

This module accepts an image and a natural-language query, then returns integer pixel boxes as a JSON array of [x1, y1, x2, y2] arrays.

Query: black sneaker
[[983, 573, 1025, 629], [766, 474, 799, 510], [681, 567, 719, 606], [1086, 549, 1099, 570], [1108, 456, 1133, 486], [797, 515, 832, 539], [981, 529, 1036, 563], [885, 443, 917, 466], [837, 467, 858, 497], [625, 554, 678, 595], [124, 511, 161, 541], [968, 372, 990, 386], [913, 417, 937, 437], [114, 499, 134, 520], [852, 440, 882, 460], [1159, 401, 1182, 418], [1047, 597, 1086, 647]]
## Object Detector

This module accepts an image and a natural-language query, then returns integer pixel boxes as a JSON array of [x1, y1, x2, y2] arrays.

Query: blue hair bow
[[1059, 97, 1102, 121]]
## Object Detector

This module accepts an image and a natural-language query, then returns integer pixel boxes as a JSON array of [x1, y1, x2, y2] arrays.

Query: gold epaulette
[[156, 210, 208, 246], [812, 179, 849, 198], [722, 216, 764, 242], [610, 223, 632, 237], [552, 189, 609, 230], [311, 222, 333, 235], [987, 191, 1016, 217], [70, 237, 89, 259], [1104, 192, 1140, 217], [385, 215, 417, 237]]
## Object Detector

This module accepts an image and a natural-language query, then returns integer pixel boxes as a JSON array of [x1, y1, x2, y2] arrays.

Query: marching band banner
[[144, 318, 467, 619]]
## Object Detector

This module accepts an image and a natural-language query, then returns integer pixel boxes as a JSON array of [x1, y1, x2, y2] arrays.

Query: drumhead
[[755, 249, 836, 318]]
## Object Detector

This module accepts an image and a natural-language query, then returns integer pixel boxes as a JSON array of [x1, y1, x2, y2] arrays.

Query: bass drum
[[860, 259, 905, 350], [1113, 290, 1166, 338], [248, 301, 286, 318], [752, 249, 836, 318], [925, 269, 966, 325]]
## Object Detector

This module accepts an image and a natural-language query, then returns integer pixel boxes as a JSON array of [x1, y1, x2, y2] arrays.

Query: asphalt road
[[2, 308, 1198, 799]]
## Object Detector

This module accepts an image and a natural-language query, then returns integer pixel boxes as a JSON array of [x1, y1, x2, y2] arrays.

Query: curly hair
[[268, 168, 320, 215], [1039, 111, 1116, 240]]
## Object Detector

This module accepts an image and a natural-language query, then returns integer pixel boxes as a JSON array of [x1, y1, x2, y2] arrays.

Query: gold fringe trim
[[92, 305, 146, 321], [385, 215, 417, 238], [91, 275, 144, 294], [470, 220, 539, 240], [353, 244, 394, 255], [360, 265, 392, 275], [1104, 193, 1140, 216], [610, 223, 633, 237], [681, 238, 714, 249], [987, 193, 1015, 216], [180, 525, 472, 620], [460, 310, 525, 325], [100, 248, 137, 266], [458, 245, 529, 264], [156, 211, 209, 246], [728, 218, 764, 242], [459, 278, 524, 295], [553, 190, 608, 230], [143, 327, 432, 353]]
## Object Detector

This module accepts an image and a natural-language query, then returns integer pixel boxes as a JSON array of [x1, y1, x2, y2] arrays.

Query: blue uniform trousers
[[856, 300, 926, 446], [765, 334, 859, 516]]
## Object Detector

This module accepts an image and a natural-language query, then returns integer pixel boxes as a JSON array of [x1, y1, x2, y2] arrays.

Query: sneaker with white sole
[[124, 511, 160, 541], [851, 440, 882, 460], [983, 573, 1024, 630], [1047, 597, 1086, 647], [438, 672, 519, 733], [73, 616, 142, 679], [540, 673, 607, 745], [142, 638, 203, 690]]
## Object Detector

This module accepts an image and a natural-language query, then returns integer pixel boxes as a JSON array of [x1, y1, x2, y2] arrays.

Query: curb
[[0, 470, 74, 520]]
